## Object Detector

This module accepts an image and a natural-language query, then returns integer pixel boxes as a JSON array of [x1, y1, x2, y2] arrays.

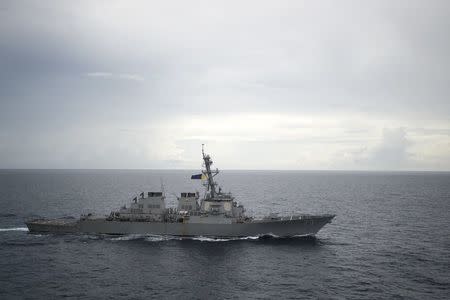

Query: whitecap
[[238, 236, 260, 240], [110, 234, 146, 241], [191, 235, 261, 242], [0, 227, 29, 232], [144, 235, 181, 242], [109, 234, 181, 242], [107, 234, 277, 243], [192, 236, 231, 242]]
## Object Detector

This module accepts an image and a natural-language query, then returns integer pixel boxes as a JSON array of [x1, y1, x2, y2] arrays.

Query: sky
[[0, 0, 449, 170]]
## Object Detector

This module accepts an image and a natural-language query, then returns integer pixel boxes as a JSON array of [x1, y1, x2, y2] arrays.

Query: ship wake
[[105, 233, 315, 243], [0, 227, 29, 232]]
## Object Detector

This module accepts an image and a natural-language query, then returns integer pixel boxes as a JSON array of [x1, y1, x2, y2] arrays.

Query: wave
[[109, 234, 182, 242], [107, 233, 307, 243], [0, 227, 29, 232], [192, 235, 261, 242], [107, 233, 274, 242], [24, 232, 318, 243], [0, 213, 17, 218], [110, 234, 148, 241], [145, 235, 182, 242]]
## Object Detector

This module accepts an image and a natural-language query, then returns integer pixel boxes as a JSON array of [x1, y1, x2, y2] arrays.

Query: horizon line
[[0, 168, 449, 173]]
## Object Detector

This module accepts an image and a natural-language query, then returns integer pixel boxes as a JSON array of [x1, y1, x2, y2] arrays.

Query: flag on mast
[[191, 173, 207, 180]]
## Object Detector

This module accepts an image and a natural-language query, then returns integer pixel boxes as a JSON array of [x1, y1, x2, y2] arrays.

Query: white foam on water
[[105, 233, 290, 243], [109, 234, 182, 242], [191, 235, 261, 242], [0, 227, 29, 232], [108, 234, 262, 242], [192, 236, 231, 242], [238, 236, 260, 240], [145, 235, 182, 242], [31, 234, 44, 237], [110, 234, 146, 241]]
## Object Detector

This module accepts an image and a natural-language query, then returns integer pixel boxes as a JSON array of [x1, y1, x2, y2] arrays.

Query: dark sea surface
[[0, 170, 449, 299]]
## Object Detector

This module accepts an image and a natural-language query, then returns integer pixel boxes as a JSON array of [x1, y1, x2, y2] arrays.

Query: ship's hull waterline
[[26, 215, 335, 237]]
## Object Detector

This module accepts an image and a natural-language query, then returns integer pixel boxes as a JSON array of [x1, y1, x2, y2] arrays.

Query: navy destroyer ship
[[26, 146, 335, 237]]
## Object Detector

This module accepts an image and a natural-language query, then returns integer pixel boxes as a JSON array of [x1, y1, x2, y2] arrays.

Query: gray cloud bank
[[0, 0, 449, 170]]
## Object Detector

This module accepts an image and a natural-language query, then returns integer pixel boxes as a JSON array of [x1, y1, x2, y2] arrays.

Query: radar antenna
[[202, 144, 218, 198]]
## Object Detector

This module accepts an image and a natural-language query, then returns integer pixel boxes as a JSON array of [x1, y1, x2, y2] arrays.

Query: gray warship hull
[[26, 215, 334, 237]]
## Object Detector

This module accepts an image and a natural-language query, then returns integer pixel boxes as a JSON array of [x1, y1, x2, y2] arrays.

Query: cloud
[[85, 72, 113, 78], [0, 1, 449, 170], [364, 128, 411, 169], [85, 72, 144, 82], [409, 128, 450, 136]]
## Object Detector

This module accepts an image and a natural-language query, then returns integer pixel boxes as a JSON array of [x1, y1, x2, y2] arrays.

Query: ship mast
[[202, 144, 218, 198]]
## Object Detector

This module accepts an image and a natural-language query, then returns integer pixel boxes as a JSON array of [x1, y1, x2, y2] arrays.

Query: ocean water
[[0, 170, 449, 299]]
